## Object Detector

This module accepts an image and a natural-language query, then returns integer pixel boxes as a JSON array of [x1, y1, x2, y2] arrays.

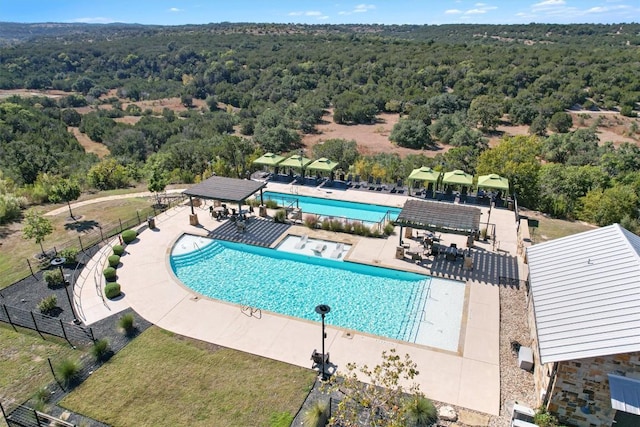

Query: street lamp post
[[50, 257, 80, 324], [315, 304, 331, 380]]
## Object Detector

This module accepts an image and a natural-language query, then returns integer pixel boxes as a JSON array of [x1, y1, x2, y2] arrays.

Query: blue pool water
[[171, 237, 436, 345], [261, 191, 401, 223]]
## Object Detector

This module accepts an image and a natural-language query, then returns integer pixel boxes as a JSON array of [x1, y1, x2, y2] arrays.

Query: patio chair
[[311, 349, 330, 367], [346, 174, 353, 187], [354, 175, 361, 188], [330, 243, 344, 259], [312, 243, 327, 256], [295, 234, 308, 249], [367, 176, 375, 190]]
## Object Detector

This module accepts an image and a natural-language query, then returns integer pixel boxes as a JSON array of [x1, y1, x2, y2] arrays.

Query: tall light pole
[[299, 149, 304, 184], [315, 304, 331, 380], [51, 257, 80, 324]]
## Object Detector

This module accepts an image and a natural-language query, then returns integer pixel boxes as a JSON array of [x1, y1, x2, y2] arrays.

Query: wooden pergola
[[183, 176, 267, 218], [395, 199, 482, 244]]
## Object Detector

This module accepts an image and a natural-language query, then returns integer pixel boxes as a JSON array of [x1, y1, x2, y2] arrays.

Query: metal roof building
[[526, 224, 640, 364]]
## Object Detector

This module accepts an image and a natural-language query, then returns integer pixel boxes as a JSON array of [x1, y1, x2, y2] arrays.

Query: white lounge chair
[[312, 243, 326, 255], [294, 234, 308, 249], [330, 243, 344, 259]]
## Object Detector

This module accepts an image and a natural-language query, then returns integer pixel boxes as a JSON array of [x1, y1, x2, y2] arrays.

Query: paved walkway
[[73, 181, 525, 415]]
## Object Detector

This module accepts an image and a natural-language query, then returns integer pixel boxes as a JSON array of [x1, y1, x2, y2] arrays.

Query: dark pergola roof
[[395, 199, 482, 234], [183, 176, 267, 203]]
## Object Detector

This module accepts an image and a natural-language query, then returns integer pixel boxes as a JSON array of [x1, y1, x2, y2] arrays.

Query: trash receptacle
[[395, 246, 405, 259], [259, 205, 267, 217], [147, 216, 155, 229]]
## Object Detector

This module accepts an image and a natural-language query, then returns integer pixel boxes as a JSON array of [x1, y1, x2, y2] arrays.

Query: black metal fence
[[0, 303, 95, 347], [0, 196, 186, 289]]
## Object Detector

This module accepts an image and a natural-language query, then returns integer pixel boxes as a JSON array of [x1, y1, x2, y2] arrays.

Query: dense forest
[[0, 22, 639, 230]]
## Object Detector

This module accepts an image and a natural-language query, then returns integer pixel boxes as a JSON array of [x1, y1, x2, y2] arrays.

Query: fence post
[[89, 327, 95, 342], [30, 312, 43, 338], [119, 219, 123, 232], [34, 408, 43, 427], [2, 304, 16, 331], [47, 358, 64, 392], [60, 319, 70, 345], [99, 226, 104, 242], [78, 236, 84, 252], [27, 258, 35, 277], [136, 211, 141, 224], [0, 400, 7, 422]]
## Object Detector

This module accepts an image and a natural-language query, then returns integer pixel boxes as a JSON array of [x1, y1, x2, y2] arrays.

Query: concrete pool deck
[[75, 182, 525, 416]]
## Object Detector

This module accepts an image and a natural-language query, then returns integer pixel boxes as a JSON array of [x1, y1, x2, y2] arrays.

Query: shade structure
[[442, 169, 473, 186], [407, 166, 442, 184], [306, 157, 339, 173], [477, 174, 509, 192], [252, 152, 285, 167], [279, 154, 313, 171]]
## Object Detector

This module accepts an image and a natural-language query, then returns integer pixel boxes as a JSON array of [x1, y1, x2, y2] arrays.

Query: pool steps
[[171, 241, 224, 268]]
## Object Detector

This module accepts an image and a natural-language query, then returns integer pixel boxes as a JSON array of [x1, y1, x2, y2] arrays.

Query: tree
[[49, 178, 81, 219], [578, 185, 639, 226], [311, 139, 360, 173], [87, 158, 130, 190], [323, 349, 436, 427], [548, 112, 573, 133], [476, 135, 541, 207], [147, 162, 168, 207], [467, 95, 502, 131], [389, 119, 433, 149], [22, 210, 53, 258]]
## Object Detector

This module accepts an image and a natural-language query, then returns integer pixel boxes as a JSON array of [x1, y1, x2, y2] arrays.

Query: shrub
[[38, 295, 57, 314], [59, 247, 79, 264], [352, 221, 370, 236], [108, 254, 121, 268], [104, 282, 121, 299], [121, 229, 137, 244], [321, 218, 331, 230], [302, 400, 329, 427], [265, 199, 279, 209], [91, 339, 111, 362], [247, 198, 261, 207], [112, 244, 125, 256], [383, 222, 395, 236], [103, 267, 117, 281], [32, 387, 50, 411], [404, 396, 437, 426], [44, 269, 64, 286], [534, 407, 563, 427], [329, 219, 344, 232], [118, 313, 135, 336], [304, 215, 319, 229], [273, 209, 287, 223], [55, 358, 83, 388]]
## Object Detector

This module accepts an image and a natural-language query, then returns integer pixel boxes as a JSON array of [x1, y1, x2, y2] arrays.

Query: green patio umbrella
[[407, 166, 442, 196], [279, 154, 313, 171], [477, 174, 509, 192], [442, 169, 474, 186], [252, 152, 285, 167], [306, 158, 339, 174]]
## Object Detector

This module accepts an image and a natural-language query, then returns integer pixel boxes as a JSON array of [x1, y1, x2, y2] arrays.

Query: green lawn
[[528, 215, 597, 244], [0, 324, 82, 420], [60, 327, 316, 427], [0, 197, 155, 289]]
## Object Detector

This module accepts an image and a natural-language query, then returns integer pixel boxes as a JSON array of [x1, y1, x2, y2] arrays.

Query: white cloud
[[354, 4, 376, 13], [445, 9, 463, 14], [585, 6, 607, 13], [305, 11, 323, 16], [475, 2, 487, 6], [465, 8, 487, 14], [288, 11, 303, 16], [532, 0, 566, 9], [169, 7, 182, 13]]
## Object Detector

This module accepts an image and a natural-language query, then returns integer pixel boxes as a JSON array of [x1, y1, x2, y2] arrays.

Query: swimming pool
[[170, 234, 465, 351], [261, 191, 402, 224]]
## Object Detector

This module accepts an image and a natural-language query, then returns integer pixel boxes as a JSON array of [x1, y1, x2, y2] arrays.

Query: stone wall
[[548, 352, 640, 426], [526, 284, 553, 406]]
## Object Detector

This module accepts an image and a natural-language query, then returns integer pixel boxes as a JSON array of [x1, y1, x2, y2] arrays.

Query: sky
[[1, 0, 638, 26]]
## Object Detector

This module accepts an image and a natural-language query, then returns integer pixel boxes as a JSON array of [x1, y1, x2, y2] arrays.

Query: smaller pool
[[261, 191, 401, 224], [277, 235, 351, 260]]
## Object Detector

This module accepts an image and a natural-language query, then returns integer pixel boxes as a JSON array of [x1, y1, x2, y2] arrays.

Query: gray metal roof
[[183, 176, 267, 203], [527, 224, 640, 364], [395, 199, 482, 234]]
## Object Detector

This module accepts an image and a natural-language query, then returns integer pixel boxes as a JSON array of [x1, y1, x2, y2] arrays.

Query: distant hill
[[1, 21, 639, 46]]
